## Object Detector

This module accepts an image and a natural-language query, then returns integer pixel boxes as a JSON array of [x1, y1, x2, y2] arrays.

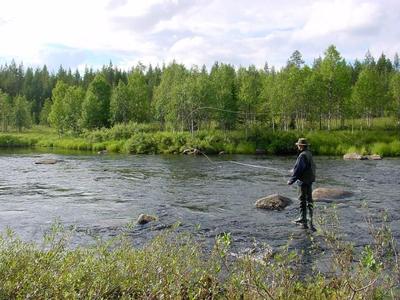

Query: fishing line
[[195, 149, 290, 179], [227, 160, 289, 175]]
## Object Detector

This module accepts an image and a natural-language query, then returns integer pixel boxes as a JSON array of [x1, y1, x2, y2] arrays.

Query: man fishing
[[287, 138, 316, 231]]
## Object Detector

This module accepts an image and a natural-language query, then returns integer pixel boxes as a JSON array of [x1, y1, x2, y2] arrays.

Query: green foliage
[[2, 46, 400, 134], [210, 63, 238, 130], [390, 72, 400, 120], [124, 132, 158, 154], [80, 74, 111, 129], [0, 134, 37, 147], [234, 141, 256, 154], [48, 82, 85, 135], [0, 209, 398, 299], [12, 95, 32, 132], [361, 245, 382, 272], [39, 98, 52, 126], [110, 68, 150, 125], [352, 67, 387, 127], [0, 90, 13, 131]]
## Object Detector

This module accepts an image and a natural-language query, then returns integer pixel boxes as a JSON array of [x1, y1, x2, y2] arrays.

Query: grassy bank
[[0, 207, 398, 299], [0, 124, 399, 156]]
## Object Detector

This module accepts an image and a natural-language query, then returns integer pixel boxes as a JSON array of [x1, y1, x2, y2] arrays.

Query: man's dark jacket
[[288, 149, 316, 185]]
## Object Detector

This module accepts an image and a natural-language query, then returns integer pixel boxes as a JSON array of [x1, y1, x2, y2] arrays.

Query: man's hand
[[287, 180, 293, 185]]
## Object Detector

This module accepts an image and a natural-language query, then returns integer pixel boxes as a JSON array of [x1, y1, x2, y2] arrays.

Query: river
[[1, 150, 399, 262]]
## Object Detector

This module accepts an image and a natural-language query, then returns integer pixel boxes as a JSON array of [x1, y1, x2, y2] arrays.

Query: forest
[[0, 45, 400, 136]]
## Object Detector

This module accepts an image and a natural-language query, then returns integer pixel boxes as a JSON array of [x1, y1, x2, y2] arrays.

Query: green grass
[[1, 125, 400, 156], [0, 206, 398, 299]]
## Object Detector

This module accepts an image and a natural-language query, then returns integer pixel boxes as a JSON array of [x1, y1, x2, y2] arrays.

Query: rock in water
[[255, 194, 293, 210], [312, 187, 353, 201], [97, 150, 108, 155], [35, 159, 58, 165], [137, 214, 157, 225], [366, 154, 382, 160], [343, 153, 382, 160], [255, 149, 266, 155], [343, 153, 366, 160]]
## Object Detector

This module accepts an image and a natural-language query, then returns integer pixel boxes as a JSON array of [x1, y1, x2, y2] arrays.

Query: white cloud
[[0, 0, 399, 70], [296, 0, 380, 39]]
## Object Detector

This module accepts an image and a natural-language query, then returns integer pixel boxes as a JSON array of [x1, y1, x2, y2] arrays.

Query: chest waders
[[294, 150, 316, 231]]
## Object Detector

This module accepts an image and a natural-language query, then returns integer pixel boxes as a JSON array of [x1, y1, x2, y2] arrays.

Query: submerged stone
[[343, 153, 366, 160], [35, 159, 58, 165], [366, 154, 382, 160], [255, 149, 266, 155], [312, 187, 353, 201], [182, 148, 201, 155], [343, 153, 382, 160], [137, 214, 157, 225], [255, 194, 293, 210]]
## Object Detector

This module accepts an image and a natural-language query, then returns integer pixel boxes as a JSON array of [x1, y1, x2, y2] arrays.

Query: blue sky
[[0, 0, 399, 71]]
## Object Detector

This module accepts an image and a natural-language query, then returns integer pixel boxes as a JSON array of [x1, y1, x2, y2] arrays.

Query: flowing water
[[1, 149, 400, 267]]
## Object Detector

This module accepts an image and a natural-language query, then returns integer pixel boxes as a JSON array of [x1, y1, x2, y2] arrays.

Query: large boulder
[[312, 187, 353, 201], [137, 214, 157, 225], [255, 194, 293, 210]]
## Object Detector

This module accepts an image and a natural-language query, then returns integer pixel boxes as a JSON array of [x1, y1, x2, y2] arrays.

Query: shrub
[[124, 133, 158, 154], [235, 142, 256, 154], [0, 208, 398, 299]]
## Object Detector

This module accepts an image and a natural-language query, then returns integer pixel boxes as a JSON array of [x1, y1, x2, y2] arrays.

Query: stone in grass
[[137, 214, 157, 225], [255, 194, 293, 210]]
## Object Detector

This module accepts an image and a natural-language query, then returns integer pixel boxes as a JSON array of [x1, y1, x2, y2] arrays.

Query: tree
[[48, 81, 69, 135], [13, 95, 31, 131], [209, 63, 237, 130], [0, 90, 12, 131], [319, 45, 352, 129], [394, 53, 400, 71], [39, 98, 52, 126], [287, 50, 304, 68], [303, 65, 326, 129], [110, 66, 150, 125], [110, 81, 130, 124], [153, 62, 188, 129], [181, 66, 212, 132], [390, 72, 400, 122], [80, 74, 111, 129], [126, 67, 150, 123], [352, 67, 386, 128], [48, 81, 85, 134], [237, 65, 262, 130], [285, 51, 308, 130], [64, 86, 85, 134]]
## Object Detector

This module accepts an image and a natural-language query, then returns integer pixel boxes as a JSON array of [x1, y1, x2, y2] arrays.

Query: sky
[[0, 0, 399, 71]]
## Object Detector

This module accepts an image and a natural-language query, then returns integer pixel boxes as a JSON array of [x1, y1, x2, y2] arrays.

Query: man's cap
[[295, 138, 309, 146]]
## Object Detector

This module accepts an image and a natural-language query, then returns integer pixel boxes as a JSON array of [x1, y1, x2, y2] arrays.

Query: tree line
[[0, 45, 400, 134]]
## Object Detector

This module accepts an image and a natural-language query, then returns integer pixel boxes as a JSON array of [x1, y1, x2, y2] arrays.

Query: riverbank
[[0, 126, 399, 156], [0, 208, 398, 299]]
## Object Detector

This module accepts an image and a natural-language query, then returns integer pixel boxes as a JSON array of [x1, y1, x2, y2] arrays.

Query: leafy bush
[[0, 208, 398, 299], [124, 132, 158, 154], [0, 135, 37, 147]]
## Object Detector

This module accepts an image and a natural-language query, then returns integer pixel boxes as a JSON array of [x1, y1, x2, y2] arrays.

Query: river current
[[1, 150, 399, 262]]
